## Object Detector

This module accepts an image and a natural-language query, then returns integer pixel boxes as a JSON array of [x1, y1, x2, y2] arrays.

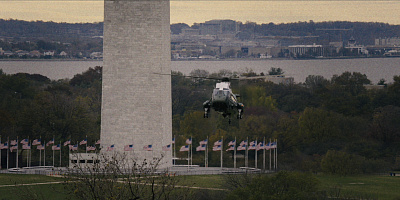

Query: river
[[0, 58, 399, 84]]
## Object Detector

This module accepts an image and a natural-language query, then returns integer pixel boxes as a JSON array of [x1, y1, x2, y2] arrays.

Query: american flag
[[10, 145, 18, 152], [63, 140, 71, 146], [95, 140, 101, 145], [86, 145, 96, 151], [69, 144, 78, 151], [214, 139, 222, 146], [212, 145, 222, 151], [248, 143, 257, 150], [162, 144, 171, 151], [196, 144, 206, 151], [79, 139, 87, 145], [124, 144, 134, 151], [37, 145, 45, 150], [257, 142, 265, 150], [32, 139, 41, 146], [22, 143, 31, 150], [10, 140, 18, 146], [199, 139, 208, 145], [270, 142, 277, 149], [239, 140, 247, 146], [228, 140, 236, 146], [52, 144, 61, 150], [249, 141, 256, 146], [143, 145, 153, 151], [46, 139, 54, 146], [226, 145, 235, 151], [106, 144, 115, 151], [172, 137, 175, 144], [185, 138, 192, 145], [237, 144, 246, 151], [265, 143, 271, 150], [20, 139, 29, 145], [0, 142, 8, 149], [180, 145, 189, 152]]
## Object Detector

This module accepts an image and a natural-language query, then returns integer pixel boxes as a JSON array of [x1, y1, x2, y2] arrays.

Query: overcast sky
[[1, 1, 400, 25]]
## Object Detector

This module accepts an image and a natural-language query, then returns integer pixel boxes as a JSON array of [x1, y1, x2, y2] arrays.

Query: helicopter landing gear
[[237, 109, 243, 119], [204, 108, 209, 118]]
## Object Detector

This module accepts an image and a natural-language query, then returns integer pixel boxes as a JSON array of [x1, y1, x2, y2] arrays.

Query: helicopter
[[203, 77, 244, 124]]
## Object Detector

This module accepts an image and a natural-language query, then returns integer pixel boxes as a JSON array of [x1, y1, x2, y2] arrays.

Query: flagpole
[[26, 141, 29, 167], [220, 136, 223, 169], [245, 137, 248, 168], [269, 138, 272, 171], [7, 137, 9, 169], [275, 139, 278, 171], [263, 137, 265, 171], [255, 138, 257, 169], [16, 136, 18, 168], [173, 136, 175, 166], [85, 136, 87, 154], [234, 137, 236, 169], [60, 141, 62, 167], [29, 140, 32, 167], [190, 136, 192, 166], [44, 140, 46, 166], [0, 136, 2, 169]]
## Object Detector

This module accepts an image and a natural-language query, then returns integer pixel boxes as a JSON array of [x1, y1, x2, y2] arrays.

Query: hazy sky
[[1, 1, 400, 25]]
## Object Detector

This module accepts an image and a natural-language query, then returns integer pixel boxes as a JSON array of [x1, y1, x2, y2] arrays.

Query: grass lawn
[[316, 174, 400, 200], [1, 173, 400, 200]]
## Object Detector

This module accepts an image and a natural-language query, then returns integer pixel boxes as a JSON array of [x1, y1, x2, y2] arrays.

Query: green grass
[[0, 174, 64, 185], [1, 173, 400, 200], [316, 174, 400, 200]]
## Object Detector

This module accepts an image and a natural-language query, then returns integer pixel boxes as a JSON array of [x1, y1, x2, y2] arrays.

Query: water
[[1, 58, 399, 84]]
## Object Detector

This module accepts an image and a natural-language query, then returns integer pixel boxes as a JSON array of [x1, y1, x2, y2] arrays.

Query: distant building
[[199, 20, 239, 35], [288, 44, 325, 57], [375, 37, 400, 46]]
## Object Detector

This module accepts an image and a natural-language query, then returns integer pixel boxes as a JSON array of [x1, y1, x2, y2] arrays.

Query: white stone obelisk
[[102, 0, 172, 168]]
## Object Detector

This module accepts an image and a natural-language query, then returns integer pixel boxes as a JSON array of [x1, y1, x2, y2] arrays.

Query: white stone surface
[[102, 0, 172, 168]]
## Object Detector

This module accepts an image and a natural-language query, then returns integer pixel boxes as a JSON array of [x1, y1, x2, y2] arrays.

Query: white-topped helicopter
[[154, 72, 244, 124], [203, 77, 244, 124]]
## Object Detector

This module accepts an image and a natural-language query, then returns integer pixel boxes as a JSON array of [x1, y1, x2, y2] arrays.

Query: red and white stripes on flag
[[143, 145, 153, 151], [46, 139, 54, 146], [196, 144, 206, 151], [32, 139, 41, 145], [22, 143, 31, 150], [185, 138, 192, 145], [63, 140, 71, 146], [212, 145, 222, 151], [237, 144, 246, 151], [79, 139, 87, 145], [95, 140, 101, 145], [214, 139, 222, 146], [107, 144, 115, 151], [199, 139, 208, 145], [162, 144, 171, 151], [20, 139, 29, 145], [37, 145, 45, 150], [10, 140, 18, 146], [180, 145, 189, 152], [124, 144, 134, 151], [228, 140, 235, 146], [226, 145, 235, 151], [10, 145, 18, 152], [52, 144, 61, 150], [86, 145, 96, 151]]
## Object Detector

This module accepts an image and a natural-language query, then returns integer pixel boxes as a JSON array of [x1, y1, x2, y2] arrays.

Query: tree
[[225, 171, 323, 200], [65, 152, 191, 200], [268, 67, 284, 75]]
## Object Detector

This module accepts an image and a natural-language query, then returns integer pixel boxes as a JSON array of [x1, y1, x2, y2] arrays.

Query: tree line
[[1, 66, 400, 174]]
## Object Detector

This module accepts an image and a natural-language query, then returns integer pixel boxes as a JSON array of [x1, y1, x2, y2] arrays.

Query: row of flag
[[179, 139, 277, 152], [0, 138, 101, 152]]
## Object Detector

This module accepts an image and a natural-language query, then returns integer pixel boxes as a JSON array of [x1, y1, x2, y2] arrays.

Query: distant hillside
[[0, 19, 103, 41], [1, 19, 400, 45]]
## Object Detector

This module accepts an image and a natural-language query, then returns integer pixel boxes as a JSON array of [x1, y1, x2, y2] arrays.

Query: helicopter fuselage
[[203, 80, 244, 122]]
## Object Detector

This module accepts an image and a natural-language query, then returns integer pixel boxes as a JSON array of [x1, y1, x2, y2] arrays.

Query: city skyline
[[1, 1, 400, 25]]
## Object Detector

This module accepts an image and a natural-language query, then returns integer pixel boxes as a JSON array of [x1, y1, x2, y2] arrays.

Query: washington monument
[[101, 0, 172, 167]]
